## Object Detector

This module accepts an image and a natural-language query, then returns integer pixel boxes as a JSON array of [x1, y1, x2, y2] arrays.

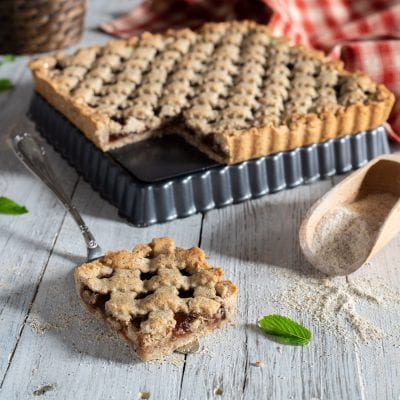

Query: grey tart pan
[[28, 94, 390, 227]]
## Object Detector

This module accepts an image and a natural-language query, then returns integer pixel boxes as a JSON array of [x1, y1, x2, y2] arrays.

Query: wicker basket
[[0, 0, 85, 54]]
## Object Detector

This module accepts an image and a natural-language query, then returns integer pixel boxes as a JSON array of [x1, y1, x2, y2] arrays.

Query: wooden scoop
[[300, 154, 400, 276]]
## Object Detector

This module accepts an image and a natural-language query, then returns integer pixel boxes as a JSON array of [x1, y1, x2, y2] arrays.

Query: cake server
[[11, 132, 103, 262]]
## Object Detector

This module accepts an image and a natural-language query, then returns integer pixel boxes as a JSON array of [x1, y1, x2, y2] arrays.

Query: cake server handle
[[10, 132, 103, 262]]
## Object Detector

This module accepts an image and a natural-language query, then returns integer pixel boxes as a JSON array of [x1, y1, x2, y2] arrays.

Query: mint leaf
[[258, 314, 311, 346], [1, 54, 15, 64], [0, 197, 28, 215], [0, 79, 13, 91]]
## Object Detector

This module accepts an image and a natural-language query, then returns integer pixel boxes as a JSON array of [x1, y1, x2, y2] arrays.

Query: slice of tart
[[30, 20, 394, 164], [74, 237, 237, 361]]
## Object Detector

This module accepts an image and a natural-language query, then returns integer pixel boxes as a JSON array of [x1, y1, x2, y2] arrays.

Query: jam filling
[[177, 288, 195, 298], [131, 314, 148, 329], [173, 312, 199, 336], [180, 268, 191, 277], [81, 286, 110, 312], [172, 307, 226, 338], [135, 290, 155, 300], [108, 126, 227, 157], [140, 271, 157, 280], [201, 134, 227, 156], [109, 132, 138, 141]]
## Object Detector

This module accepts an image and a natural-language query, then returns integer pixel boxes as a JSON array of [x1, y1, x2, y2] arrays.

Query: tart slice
[[74, 237, 237, 361]]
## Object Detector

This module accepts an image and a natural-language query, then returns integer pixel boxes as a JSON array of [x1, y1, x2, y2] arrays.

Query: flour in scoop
[[312, 193, 398, 274]]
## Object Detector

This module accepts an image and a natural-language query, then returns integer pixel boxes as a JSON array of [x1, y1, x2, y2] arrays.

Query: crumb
[[169, 354, 185, 367], [175, 339, 199, 354], [254, 361, 263, 367], [214, 387, 223, 396], [33, 385, 54, 396], [322, 278, 330, 288], [138, 391, 150, 399]]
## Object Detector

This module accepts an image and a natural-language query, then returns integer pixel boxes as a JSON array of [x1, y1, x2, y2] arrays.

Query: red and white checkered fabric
[[100, 0, 400, 140]]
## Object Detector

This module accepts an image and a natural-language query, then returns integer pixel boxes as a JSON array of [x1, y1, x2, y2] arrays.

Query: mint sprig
[[0, 54, 15, 92], [1, 54, 15, 65], [258, 314, 311, 346], [0, 197, 28, 215], [0, 79, 13, 91]]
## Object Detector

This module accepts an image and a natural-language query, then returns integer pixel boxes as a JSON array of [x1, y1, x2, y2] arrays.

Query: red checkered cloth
[[100, 0, 400, 140]]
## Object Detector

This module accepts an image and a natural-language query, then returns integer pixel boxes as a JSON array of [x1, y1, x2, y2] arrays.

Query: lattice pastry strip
[[183, 24, 248, 135], [254, 39, 291, 127], [210, 32, 270, 133], [159, 32, 223, 119], [74, 237, 237, 361], [283, 57, 318, 120], [30, 20, 395, 164]]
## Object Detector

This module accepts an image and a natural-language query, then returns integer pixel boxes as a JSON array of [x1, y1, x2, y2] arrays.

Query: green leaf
[[0, 79, 13, 91], [0, 197, 28, 215], [1, 54, 15, 64], [258, 314, 311, 346]]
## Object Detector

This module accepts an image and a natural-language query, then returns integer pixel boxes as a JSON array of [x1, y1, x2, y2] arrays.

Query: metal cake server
[[11, 132, 103, 262]]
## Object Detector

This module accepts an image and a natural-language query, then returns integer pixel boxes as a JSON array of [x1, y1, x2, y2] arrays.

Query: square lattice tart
[[74, 237, 237, 361], [30, 21, 394, 164]]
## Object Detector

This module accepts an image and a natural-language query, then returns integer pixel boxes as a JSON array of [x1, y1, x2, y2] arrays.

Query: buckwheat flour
[[311, 193, 398, 274], [272, 271, 400, 344]]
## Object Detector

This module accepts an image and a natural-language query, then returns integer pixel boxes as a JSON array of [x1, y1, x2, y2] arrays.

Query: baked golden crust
[[74, 237, 237, 361], [29, 20, 395, 164]]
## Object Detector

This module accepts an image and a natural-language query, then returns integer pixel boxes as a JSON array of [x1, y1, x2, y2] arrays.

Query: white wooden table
[[1, 1, 400, 399]]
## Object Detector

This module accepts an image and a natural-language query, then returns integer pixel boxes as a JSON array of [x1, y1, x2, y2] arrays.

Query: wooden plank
[[330, 170, 400, 400], [0, 177, 202, 399], [0, 69, 80, 385], [350, 244, 400, 400]]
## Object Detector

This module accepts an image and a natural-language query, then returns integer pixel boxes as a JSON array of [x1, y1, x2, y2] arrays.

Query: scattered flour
[[311, 193, 397, 274], [27, 316, 55, 335], [272, 271, 400, 344]]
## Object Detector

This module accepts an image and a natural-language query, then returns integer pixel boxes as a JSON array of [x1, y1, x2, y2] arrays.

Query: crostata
[[30, 21, 394, 164], [74, 237, 237, 361]]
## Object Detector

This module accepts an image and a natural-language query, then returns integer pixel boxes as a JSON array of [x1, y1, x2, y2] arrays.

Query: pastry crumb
[[322, 278, 330, 288], [33, 385, 54, 396], [169, 354, 185, 367], [213, 387, 223, 396], [138, 391, 150, 399], [254, 360, 263, 367]]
